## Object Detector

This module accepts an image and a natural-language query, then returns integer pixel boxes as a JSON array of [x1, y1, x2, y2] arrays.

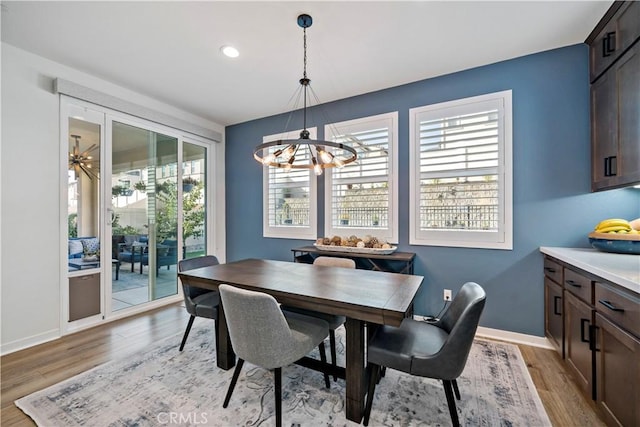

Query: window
[[262, 128, 318, 239], [325, 112, 398, 243], [409, 91, 512, 249]]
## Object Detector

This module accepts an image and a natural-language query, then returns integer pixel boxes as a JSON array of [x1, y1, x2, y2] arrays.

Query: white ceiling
[[1, 1, 612, 126]]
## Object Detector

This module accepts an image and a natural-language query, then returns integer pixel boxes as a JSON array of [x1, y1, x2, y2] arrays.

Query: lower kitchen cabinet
[[544, 277, 563, 355], [595, 313, 640, 427], [541, 248, 640, 427], [564, 290, 595, 399]]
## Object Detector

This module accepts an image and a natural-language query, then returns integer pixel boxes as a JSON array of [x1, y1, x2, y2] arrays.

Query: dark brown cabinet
[[564, 290, 595, 399], [595, 313, 640, 427], [544, 277, 563, 355], [593, 281, 640, 427], [544, 256, 564, 356], [543, 254, 640, 426], [587, 1, 640, 191], [589, 1, 640, 82]]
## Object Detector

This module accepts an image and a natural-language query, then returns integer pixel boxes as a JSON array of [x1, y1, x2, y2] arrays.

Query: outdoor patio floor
[[112, 263, 178, 311]]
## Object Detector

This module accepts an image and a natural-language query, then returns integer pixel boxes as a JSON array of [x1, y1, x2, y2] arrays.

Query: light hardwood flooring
[[1, 304, 606, 426]]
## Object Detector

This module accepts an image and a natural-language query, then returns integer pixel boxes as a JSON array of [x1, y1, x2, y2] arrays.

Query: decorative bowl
[[588, 232, 640, 255]]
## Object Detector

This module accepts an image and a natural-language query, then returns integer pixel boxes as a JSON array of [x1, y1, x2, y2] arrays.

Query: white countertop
[[540, 247, 640, 294]]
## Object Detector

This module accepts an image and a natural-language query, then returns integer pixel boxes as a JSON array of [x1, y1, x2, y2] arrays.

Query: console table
[[292, 246, 415, 274]]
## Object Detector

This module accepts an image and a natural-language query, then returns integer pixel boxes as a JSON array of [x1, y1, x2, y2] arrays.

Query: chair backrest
[[413, 282, 486, 379], [218, 284, 296, 369], [313, 256, 356, 269], [178, 255, 220, 272], [178, 255, 220, 304]]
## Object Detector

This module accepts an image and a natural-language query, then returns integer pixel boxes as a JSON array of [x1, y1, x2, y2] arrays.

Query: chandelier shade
[[253, 14, 357, 175]]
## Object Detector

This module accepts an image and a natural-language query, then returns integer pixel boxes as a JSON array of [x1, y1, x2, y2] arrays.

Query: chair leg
[[318, 342, 330, 389], [442, 379, 460, 427], [223, 358, 244, 408], [179, 315, 196, 351], [274, 367, 282, 427], [213, 319, 219, 351], [363, 363, 380, 426], [329, 330, 338, 381], [452, 378, 461, 400]]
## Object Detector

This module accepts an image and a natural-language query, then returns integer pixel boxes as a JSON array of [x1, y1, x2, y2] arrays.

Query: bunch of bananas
[[594, 218, 636, 234]]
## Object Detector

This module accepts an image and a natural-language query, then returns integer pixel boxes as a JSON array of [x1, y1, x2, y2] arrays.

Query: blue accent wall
[[225, 44, 640, 336]]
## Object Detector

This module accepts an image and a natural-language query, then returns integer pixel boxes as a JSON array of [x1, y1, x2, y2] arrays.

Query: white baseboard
[[412, 315, 554, 350], [475, 326, 554, 349], [1, 328, 61, 356]]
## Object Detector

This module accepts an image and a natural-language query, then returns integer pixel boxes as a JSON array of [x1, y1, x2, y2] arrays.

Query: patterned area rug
[[16, 318, 551, 426]]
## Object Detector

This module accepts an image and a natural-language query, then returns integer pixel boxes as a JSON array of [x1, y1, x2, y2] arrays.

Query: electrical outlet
[[443, 289, 452, 301]]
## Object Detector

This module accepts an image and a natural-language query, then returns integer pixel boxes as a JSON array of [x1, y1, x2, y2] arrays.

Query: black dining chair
[[363, 282, 487, 427], [219, 284, 330, 427], [281, 256, 355, 381], [177, 255, 220, 351]]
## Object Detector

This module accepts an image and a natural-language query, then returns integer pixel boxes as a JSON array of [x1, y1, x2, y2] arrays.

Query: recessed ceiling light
[[221, 45, 239, 58]]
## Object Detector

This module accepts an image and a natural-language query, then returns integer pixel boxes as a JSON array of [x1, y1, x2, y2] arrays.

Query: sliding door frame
[[60, 96, 224, 335]]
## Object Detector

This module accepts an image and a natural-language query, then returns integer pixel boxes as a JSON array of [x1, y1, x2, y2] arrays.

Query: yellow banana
[[595, 218, 631, 231], [597, 225, 631, 233]]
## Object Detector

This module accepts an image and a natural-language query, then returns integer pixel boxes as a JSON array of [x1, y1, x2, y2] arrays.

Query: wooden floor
[[1, 304, 606, 426]]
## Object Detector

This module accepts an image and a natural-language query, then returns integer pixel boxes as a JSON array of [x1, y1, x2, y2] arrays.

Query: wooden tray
[[313, 243, 397, 255], [588, 231, 640, 241]]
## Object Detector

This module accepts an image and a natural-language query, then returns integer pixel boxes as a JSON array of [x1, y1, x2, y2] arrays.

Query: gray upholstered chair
[[218, 284, 330, 427], [281, 256, 355, 381], [177, 255, 220, 351], [363, 282, 486, 427]]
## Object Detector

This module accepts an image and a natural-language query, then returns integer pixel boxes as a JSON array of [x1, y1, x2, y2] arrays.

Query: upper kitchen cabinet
[[587, 1, 640, 192]]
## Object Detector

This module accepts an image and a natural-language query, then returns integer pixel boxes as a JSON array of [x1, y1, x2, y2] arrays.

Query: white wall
[[0, 43, 225, 354]]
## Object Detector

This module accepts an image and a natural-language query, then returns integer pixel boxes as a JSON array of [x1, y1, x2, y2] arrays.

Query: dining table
[[177, 257, 424, 423]]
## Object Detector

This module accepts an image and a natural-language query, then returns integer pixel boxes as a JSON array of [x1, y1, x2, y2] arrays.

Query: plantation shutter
[[410, 91, 512, 249], [266, 147, 311, 227], [417, 106, 500, 232], [262, 128, 317, 239], [330, 127, 390, 228]]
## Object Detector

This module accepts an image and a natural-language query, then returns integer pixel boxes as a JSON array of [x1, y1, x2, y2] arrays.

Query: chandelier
[[69, 135, 98, 180], [253, 14, 357, 175]]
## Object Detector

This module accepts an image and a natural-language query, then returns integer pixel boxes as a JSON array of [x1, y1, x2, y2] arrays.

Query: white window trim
[[324, 112, 399, 244], [409, 91, 513, 250], [262, 128, 318, 240]]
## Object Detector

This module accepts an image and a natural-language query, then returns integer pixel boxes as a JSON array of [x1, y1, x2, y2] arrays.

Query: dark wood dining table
[[177, 258, 423, 423]]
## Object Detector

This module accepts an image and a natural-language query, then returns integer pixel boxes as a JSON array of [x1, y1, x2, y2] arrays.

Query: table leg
[[345, 317, 365, 422], [216, 302, 236, 370]]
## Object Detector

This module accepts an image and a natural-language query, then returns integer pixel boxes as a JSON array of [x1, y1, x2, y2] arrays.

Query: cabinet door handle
[[553, 296, 562, 315], [544, 267, 556, 273], [589, 325, 600, 352], [565, 279, 582, 288], [580, 318, 591, 343], [598, 299, 624, 312], [604, 156, 618, 177], [602, 31, 616, 57]]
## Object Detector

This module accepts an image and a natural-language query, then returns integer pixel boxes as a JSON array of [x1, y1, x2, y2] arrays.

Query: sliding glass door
[[62, 96, 215, 330], [110, 121, 179, 310], [182, 141, 207, 259]]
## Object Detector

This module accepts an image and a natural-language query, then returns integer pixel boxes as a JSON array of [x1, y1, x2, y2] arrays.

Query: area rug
[[16, 318, 551, 426]]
